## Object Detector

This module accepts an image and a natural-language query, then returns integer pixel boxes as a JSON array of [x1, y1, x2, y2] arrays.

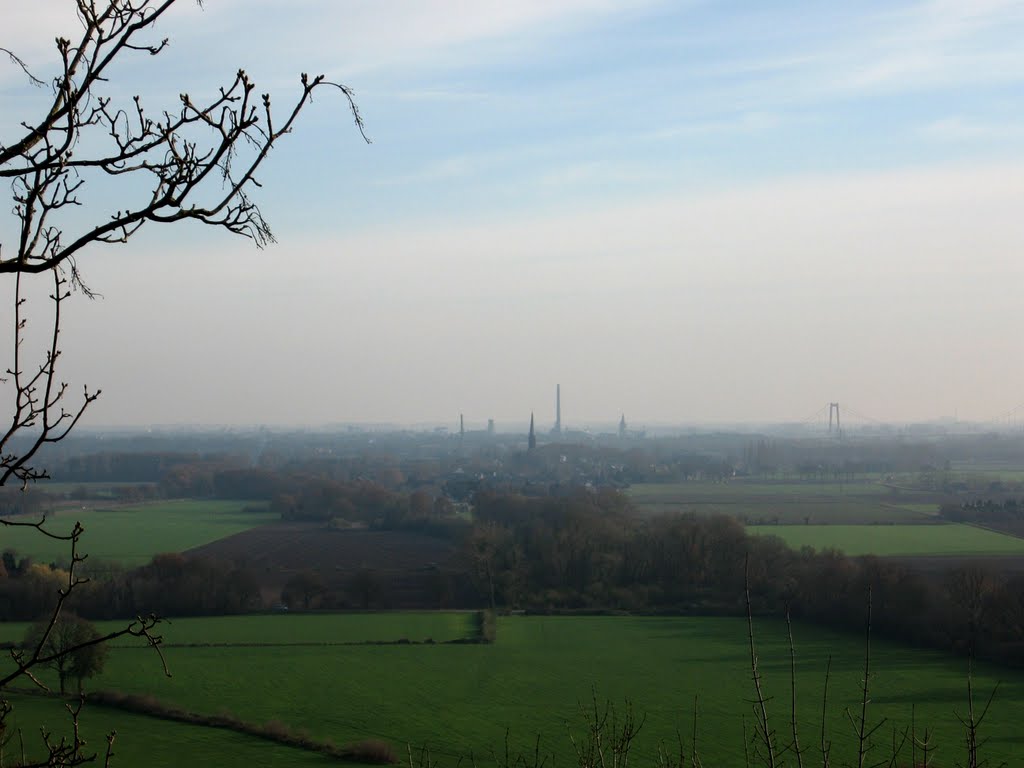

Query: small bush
[[341, 738, 399, 764], [260, 718, 291, 740], [476, 609, 497, 643]]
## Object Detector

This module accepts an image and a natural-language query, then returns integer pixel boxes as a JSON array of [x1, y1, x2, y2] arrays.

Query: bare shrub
[[341, 738, 400, 765]]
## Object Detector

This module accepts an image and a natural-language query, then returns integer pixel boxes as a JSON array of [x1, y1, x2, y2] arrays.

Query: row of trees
[[8, 476, 1024, 667], [0, 550, 477, 617], [465, 489, 1024, 665], [0, 553, 262, 620], [8, 481, 1022, 666], [942, 497, 1024, 524]]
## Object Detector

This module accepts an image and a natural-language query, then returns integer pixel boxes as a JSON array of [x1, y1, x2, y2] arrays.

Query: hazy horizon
[[4, 1, 1024, 428], [70, 408, 1024, 435]]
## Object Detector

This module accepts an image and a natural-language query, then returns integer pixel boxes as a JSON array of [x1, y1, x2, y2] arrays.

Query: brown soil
[[187, 523, 462, 572], [186, 523, 474, 608]]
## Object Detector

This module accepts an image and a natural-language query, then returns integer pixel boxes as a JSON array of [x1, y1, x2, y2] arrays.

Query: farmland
[[0, 612, 476, 647], [4, 447, 1024, 766], [2, 697, 330, 768], [746, 522, 1024, 557], [625, 479, 1024, 559], [626, 480, 939, 524], [0, 500, 275, 566], [26, 481, 158, 498], [4, 613, 1021, 768], [188, 524, 461, 573]]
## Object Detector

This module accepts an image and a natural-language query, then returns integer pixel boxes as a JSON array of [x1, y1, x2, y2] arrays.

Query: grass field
[[627, 480, 939, 524], [4, 614, 1021, 767], [26, 481, 159, 497], [3, 697, 332, 768], [747, 522, 1024, 556], [0, 612, 476, 647], [0, 500, 275, 566], [947, 464, 1024, 482]]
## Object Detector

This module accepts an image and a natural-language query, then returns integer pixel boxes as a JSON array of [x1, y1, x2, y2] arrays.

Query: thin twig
[[745, 554, 776, 768], [786, 606, 804, 768]]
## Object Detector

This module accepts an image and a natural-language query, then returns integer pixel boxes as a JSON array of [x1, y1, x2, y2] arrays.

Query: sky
[[2, 0, 1024, 430]]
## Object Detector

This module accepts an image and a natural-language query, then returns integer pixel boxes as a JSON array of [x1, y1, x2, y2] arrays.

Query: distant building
[[619, 414, 627, 438], [528, 413, 537, 451]]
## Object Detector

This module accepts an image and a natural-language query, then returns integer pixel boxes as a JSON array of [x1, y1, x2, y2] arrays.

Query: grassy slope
[[747, 523, 1024, 556], [0, 500, 275, 566], [6, 614, 1018, 768]]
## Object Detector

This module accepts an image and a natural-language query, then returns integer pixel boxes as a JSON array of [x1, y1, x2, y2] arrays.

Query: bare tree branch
[[0, 2, 366, 764], [0, 4, 369, 277], [0, 47, 45, 87], [0, 269, 100, 488]]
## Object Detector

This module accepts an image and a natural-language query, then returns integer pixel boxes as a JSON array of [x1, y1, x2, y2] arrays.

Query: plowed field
[[186, 523, 463, 572]]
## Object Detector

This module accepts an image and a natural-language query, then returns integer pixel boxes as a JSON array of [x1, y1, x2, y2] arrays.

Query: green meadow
[[2, 697, 331, 768], [5, 614, 1021, 768], [747, 522, 1024, 556], [0, 500, 275, 566], [947, 464, 1024, 482], [626, 481, 938, 524], [26, 481, 159, 497], [0, 612, 476, 647]]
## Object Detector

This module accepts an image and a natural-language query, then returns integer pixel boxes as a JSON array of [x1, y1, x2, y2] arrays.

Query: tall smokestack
[[555, 384, 561, 435]]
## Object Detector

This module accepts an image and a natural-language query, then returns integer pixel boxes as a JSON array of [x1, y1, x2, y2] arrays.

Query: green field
[[4, 614, 1022, 767], [26, 481, 159, 497], [0, 612, 476, 647], [627, 480, 938, 524], [3, 697, 331, 768], [747, 522, 1024, 556], [0, 500, 275, 566], [947, 464, 1024, 482]]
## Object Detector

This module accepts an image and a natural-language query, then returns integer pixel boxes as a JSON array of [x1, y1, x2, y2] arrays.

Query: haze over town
[[3, 0, 1024, 428]]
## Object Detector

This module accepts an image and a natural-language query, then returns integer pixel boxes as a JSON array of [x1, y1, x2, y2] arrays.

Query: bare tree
[[23, 613, 109, 695], [1, 1, 367, 764]]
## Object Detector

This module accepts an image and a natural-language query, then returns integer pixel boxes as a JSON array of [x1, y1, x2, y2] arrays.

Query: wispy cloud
[[370, 132, 636, 188], [537, 161, 663, 187], [643, 111, 785, 142], [3, 0, 665, 87], [392, 87, 491, 103], [824, 0, 1024, 93], [5, 1, 1024, 425], [169, 0, 667, 78], [374, 156, 483, 186], [659, 0, 1024, 113], [920, 115, 1024, 142]]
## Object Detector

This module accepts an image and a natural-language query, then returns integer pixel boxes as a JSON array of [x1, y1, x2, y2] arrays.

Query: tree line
[[7, 477, 1024, 666], [465, 488, 1024, 666]]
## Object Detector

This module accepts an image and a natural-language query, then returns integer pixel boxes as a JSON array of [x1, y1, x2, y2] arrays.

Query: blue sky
[[3, 1, 1024, 428]]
